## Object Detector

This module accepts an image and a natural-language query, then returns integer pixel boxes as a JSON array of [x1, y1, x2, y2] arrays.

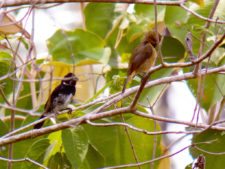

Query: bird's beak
[[74, 76, 79, 81]]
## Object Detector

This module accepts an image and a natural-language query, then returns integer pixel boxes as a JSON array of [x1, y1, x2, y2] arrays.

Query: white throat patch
[[63, 82, 70, 86]]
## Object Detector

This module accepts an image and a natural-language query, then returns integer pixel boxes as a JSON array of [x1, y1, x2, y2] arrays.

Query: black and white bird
[[34, 73, 78, 129]]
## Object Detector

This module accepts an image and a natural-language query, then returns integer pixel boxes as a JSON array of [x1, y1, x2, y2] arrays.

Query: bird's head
[[143, 31, 162, 47], [62, 73, 78, 86]]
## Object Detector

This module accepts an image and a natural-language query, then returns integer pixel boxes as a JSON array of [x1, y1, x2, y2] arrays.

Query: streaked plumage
[[122, 31, 161, 93]]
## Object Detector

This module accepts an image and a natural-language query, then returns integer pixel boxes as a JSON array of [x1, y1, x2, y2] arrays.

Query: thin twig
[[0, 87, 11, 106], [0, 66, 224, 146], [80, 2, 86, 30], [1, 29, 224, 84], [100, 140, 216, 169], [194, 145, 225, 155], [1, 65, 224, 118], [0, 156, 48, 169], [2, 0, 225, 25], [180, 3, 225, 24], [120, 114, 141, 169], [2, 116, 51, 139], [149, 104, 157, 169], [86, 120, 200, 135], [0, 103, 40, 116], [193, 0, 220, 125], [1, 0, 184, 8]]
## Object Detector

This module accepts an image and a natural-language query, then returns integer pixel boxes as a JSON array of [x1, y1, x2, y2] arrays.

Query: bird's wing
[[128, 43, 153, 76], [44, 85, 62, 111]]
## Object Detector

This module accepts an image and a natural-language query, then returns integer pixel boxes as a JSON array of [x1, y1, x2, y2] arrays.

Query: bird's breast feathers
[[51, 93, 73, 112]]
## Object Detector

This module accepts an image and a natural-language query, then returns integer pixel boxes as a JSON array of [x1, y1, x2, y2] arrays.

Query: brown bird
[[34, 73, 78, 129], [122, 31, 161, 93]]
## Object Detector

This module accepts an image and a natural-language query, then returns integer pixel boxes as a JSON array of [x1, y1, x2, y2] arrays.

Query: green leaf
[[0, 119, 8, 136], [16, 81, 33, 109], [187, 1, 214, 26], [105, 68, 126, 93], [77, 47, 111, 65], [189, 0, 204, 6], [134, 4, 165, 21], [47, 131, 63, 157], [214, 0, 225, 20], [84, 3, 115, 38], [83, 115, 161, 168], [20, 116, 38, 132], [117, 28, 144, 57], [21, 139, 50, 169], [0, 61, 13, 104], [47, 29, 105, 64], [47, 152, 72, 169], [164, 6, 188, 43], [0, 121, 8, 167], [126, 24, 145, 43], [80, 144, 105, 169], [139, 68, 174, 106], [161, 36, 185, 62], [187, 73, 225, 111], [62, 127, 89, 169], [0, 137, 48, 169], [165, 6, 188, 25], [0, 51, 12, 62], [190, 129, 225, 169], [185, 163, 192, 169]]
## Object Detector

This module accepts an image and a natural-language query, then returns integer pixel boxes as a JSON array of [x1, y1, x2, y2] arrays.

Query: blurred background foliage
[[0, 0, 225, 168]]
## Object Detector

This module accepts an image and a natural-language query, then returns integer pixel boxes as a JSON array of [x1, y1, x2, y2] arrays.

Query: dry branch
[[0, 65, 224, 146], [1, 0, 181, 7]]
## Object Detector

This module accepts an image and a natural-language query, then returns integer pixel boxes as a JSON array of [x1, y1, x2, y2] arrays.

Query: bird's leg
[[64, 108, 73, 119], [138, 72, 149, 81], [67, 108, 72, 115], [138, 72, 151, 82], [61, 108, 73, 115], [137, 73, 144, 79], [55, 111, 59, 118], [49, 112, 57, 125]]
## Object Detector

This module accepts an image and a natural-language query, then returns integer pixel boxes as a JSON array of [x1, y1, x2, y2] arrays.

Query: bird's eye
[[70, 80, 75, 85]]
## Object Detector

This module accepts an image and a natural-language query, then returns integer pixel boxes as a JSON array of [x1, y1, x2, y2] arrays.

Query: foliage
[[0, 1, 225, 169], [190, 129, 225, 169]]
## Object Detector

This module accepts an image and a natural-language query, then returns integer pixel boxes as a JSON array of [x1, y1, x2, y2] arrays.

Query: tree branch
[[1, 0, 182, 8], [100, 140, 215, 169], [2, 0, 225, 24], [0, 65, 224, 146], [0, 156, 48, 169], [86, 120, 200, 135]]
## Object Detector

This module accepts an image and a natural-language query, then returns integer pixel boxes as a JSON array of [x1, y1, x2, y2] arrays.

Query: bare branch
[[0, 103, 40, 116], [2, 0, 225, 25], [0, 65, 224, 146], [100, 141, 216, 169], [1, 0, 182, 8], [0, 156, 48, 169], [194, 145, 225, 155], [120, 114, 141, 169], [180, 3, 225, 24], [86, 120, 200, 135]]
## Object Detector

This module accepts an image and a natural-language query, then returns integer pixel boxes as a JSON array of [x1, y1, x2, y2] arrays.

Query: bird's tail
[[122, 75, 132, 93], [122, 78, 128, 93], [34, 114, 46, 129]]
